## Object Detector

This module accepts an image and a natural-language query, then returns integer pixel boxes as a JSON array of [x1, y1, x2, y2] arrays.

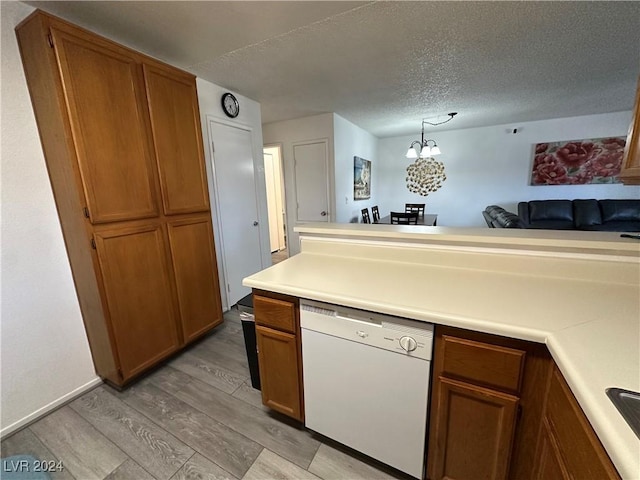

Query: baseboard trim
[[0, 376, 103, 439]]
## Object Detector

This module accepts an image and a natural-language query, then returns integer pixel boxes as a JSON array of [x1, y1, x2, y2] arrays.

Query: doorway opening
[[263, 144, 288, 264]]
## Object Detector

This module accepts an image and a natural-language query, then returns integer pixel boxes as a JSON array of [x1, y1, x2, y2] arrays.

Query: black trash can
[[237, 294, 260, 390]]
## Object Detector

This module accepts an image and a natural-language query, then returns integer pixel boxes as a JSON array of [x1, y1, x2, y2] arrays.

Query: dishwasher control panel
[[300, 300, 434, 360]]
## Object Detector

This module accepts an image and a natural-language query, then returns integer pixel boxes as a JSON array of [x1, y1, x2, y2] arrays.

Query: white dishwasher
[[300, 300, 434, 479]]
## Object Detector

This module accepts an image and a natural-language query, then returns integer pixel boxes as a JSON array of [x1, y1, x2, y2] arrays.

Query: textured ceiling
[[24, 1, 640, 138]]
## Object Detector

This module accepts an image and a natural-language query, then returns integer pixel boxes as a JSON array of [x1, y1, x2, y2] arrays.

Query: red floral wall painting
[[530, 137, 626, 185]]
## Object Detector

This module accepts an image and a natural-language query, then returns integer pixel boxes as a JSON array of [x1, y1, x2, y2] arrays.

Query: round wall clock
[[221, 92, 239, 118]]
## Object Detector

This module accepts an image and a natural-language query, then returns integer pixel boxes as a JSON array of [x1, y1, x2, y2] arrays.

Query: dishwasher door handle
[[336, 314, 381, 327]]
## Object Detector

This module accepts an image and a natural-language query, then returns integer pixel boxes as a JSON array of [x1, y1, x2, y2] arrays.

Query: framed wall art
[[354, 156, 371, 200], [530, 137, 626, 185]]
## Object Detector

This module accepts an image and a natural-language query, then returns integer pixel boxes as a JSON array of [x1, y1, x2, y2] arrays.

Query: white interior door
[[209, 120, 263, 306], [293, 140, 329, 222]]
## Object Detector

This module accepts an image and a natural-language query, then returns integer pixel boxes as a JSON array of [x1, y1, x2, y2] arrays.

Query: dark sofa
[[483, 205, 525, 228], [517, 199, 640, 232]]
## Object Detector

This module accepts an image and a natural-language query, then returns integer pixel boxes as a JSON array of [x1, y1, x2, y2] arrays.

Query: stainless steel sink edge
[[606, 387, 640, 440]]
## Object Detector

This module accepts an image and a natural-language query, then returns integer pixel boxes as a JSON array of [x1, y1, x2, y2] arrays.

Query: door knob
[[253, 221, 259, 226], [320, 211, 327, 216]]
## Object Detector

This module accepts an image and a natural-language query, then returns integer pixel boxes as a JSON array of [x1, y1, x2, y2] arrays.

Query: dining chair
[[372, 205, 380, 222], [390, 211, 418, 225], [405, 203, 425, 217], [361, 208, 371, 224]]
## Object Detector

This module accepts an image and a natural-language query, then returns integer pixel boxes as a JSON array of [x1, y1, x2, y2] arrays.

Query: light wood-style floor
[[271, 249, 289, 265], [1, 309, 410, 480]]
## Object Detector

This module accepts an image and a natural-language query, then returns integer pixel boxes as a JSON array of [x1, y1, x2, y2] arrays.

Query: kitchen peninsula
[[243, 223, 640, 479]]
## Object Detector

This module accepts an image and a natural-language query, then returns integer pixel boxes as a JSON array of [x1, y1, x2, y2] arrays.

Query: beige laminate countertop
[[243, 227, 640, 478]]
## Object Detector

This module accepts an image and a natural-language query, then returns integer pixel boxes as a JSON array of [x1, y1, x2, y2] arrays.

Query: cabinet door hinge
[[211, 141, 215, 153], [90, 237, 96, 249], [47, 33, 54, 48], [116, 367, 123, 380], [227, 283, 231, 293], [83, 207, 90, 218]]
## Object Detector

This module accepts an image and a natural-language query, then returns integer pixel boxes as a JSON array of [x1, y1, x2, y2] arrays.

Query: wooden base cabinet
[[533, 367, 620, 480], [426, 326, 620, 480], [429, 377, 519, 480], [535, 417, 571, 480], [253, 290, 303, 422], [427, 327, 532, 480], [256, 325, 302, 420], [427, 326, 554, 480], [16, 11, 223, 387]]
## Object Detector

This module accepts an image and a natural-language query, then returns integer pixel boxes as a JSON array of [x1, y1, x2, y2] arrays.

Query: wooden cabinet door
[[428, 376, 519, 480], [51, 28, 159, 223], [256, 325, 302, 421], [542, 368, 620, 480], [94, 223, 180, 380], [533, 419, 570, 480], [620, 76, 640, 184], [143, 63, 210, 215], [167, 216, 222, 343]]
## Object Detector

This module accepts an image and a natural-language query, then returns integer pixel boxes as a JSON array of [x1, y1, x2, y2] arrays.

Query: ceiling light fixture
[[405, 112, 457, 159], [405, 113, 457, 197]]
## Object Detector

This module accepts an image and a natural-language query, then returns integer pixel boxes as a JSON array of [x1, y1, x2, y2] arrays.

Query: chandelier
[[406, 158, 446, 196], [405, 113, 456, 197], [405, 113, 456, 159], [406, 138, 441, 159]]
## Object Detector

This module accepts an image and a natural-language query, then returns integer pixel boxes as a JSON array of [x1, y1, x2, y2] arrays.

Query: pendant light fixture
[[405, 113, 457, 197], [405, 113, 457, 159], [406, 139, 441, 159]]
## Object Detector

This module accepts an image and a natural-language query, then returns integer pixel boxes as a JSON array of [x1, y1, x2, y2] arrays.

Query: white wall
[[378, 112, 640, 226], [1, 2, 100, 437], [263, 113, 334, 255], [333, 114, 380, 223], [196, 78, 270, 310]]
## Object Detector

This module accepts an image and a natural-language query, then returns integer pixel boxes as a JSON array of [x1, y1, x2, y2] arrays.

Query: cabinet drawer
[[254, 294, 296, 333], [545, 367, 619, 479], [441, 335, 525, 393]]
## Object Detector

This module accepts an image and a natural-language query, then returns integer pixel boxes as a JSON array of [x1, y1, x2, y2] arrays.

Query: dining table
[[376, 214, 438, 226]]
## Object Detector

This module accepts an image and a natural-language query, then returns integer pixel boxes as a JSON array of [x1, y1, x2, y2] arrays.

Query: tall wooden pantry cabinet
[[620, 76, 640, 184], [16, 10, 223, 386]]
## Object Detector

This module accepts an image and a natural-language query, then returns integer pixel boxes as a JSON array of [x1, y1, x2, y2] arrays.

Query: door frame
[[263, 143, 287, 252], [205, 116, 266, 310]]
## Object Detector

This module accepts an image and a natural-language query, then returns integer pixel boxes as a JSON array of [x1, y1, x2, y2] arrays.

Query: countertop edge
[[294, 223, 640, 257], [245, 277, 550, 343]]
